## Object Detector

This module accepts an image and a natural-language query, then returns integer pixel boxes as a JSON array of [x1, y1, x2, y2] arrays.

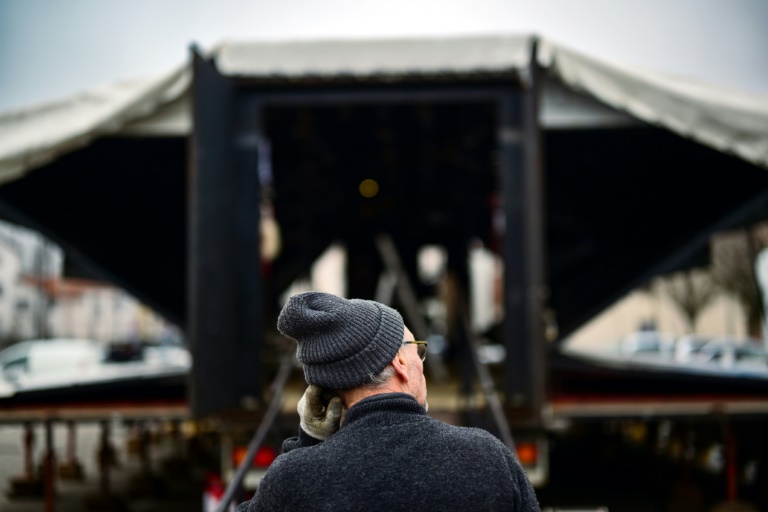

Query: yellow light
[[359, 179, 379, 198]]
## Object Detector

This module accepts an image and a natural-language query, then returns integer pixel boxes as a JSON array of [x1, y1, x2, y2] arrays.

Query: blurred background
[[1, 1, 768, 511]]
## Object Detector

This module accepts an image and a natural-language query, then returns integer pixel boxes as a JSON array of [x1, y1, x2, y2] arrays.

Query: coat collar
[[342, 392, 426, 428]]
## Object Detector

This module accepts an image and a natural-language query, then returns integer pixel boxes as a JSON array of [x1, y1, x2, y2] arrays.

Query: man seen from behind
[[237, 291, 540, 511]]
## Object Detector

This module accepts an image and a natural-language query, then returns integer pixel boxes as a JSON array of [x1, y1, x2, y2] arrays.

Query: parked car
[[693, 338, 768, 371], [0, 338, 191, 397], [673, 334, 712, 363], [0, 338, 106, 388], [620, 330, 675, 359]]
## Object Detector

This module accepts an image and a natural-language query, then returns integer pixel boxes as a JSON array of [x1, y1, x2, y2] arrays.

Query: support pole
[[126, 419, 164, 499], [59, 420, 84, 480], [44, 420, 56, 512], [24, 421, 34, 479], [499, 40, 546, 413], [8, 421, 44, 497], [66, 420, 76, 466], [139, 421, 151, 477], [726, 420, 737, 502], [84, 420, 124, 511], [189, 49, 262, 417], [98, 420, 112, 497]]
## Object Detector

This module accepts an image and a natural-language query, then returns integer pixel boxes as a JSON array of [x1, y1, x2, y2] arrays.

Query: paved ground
[[0, 421, 205, 512]]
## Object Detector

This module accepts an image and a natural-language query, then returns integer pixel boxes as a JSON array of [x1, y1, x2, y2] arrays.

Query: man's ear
[[390, 349, 410, 383]]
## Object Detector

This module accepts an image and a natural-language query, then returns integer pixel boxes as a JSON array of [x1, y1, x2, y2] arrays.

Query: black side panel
[[546, 127, 768, 339], [189, 50, 261, 417], [0, 137, 187, 324]]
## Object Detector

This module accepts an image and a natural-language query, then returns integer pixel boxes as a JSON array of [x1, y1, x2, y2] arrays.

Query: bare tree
[[32, 242, 51, 339], [710, 226, 765, 337], [661, 269, 718, 332]]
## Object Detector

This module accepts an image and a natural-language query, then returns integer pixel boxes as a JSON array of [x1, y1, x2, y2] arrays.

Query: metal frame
[[189, 49, 547, 415], [240, 87, 511, 106], [247, 82, 547, 410]]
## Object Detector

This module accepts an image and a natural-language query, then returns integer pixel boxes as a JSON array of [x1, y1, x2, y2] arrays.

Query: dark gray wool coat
[[237, 393, 540, 512]]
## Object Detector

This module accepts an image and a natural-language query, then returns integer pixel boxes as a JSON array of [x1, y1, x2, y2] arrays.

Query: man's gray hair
[[362, 340, 405, 389], [365, 365, 396, 387]]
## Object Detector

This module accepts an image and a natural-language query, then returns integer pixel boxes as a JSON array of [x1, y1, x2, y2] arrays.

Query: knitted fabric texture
[[238, 393, 541, 512], [277, 292, 404, 389]]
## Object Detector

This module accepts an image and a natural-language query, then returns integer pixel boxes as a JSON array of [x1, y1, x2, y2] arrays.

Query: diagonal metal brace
[[216, 351, 295, 512], [375, 234, 449, 383]]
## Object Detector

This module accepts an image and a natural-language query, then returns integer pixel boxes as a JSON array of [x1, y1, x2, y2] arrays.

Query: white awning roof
[[213, 35, 531, 78], [538, 40, 768, 169], [1, 34, 767, 186], [0, 64, 190, 184]]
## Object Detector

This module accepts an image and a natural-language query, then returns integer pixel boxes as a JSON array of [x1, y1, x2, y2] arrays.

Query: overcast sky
[[1, 0, 767, 111]]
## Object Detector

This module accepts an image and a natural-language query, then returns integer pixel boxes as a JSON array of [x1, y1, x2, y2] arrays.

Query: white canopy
[[0, 64, 190, 184], [214, 35, 531, 77], [538, 40, 768, 169], [1, 34, 767, 185]]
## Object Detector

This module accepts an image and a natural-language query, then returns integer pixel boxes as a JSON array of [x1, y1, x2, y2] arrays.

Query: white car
[[692, 339, 768, 372], [0, 338, 106, 394], [673, 334, 712, 363], [0, 338, 191, 397]]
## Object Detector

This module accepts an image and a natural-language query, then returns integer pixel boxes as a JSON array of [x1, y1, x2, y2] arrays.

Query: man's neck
[[340, 381, 408, 410]]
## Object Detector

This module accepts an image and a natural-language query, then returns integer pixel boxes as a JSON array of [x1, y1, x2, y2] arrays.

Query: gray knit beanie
[[277, 292, 404, 389]]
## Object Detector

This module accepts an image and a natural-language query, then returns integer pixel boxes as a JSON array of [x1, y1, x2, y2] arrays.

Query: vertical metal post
[[139, 421, 151, 477], [98, 420, 111, 496], [500, 39, 547, 412], [59, 419, 84, 481], [234, 96, 263, 403], [44, 420, 55, 512], [189, 49, 262, 416], [522, 39, 547, 410], [23, 422, 34, 479], [65, 420, 76, 466], [499, 86, 526, 406], [726, 420, 738, 502]]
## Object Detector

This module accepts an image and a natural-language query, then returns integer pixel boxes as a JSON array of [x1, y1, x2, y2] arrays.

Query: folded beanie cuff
[[277, 292, 405, 389], [302, 310, 403, 389]]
